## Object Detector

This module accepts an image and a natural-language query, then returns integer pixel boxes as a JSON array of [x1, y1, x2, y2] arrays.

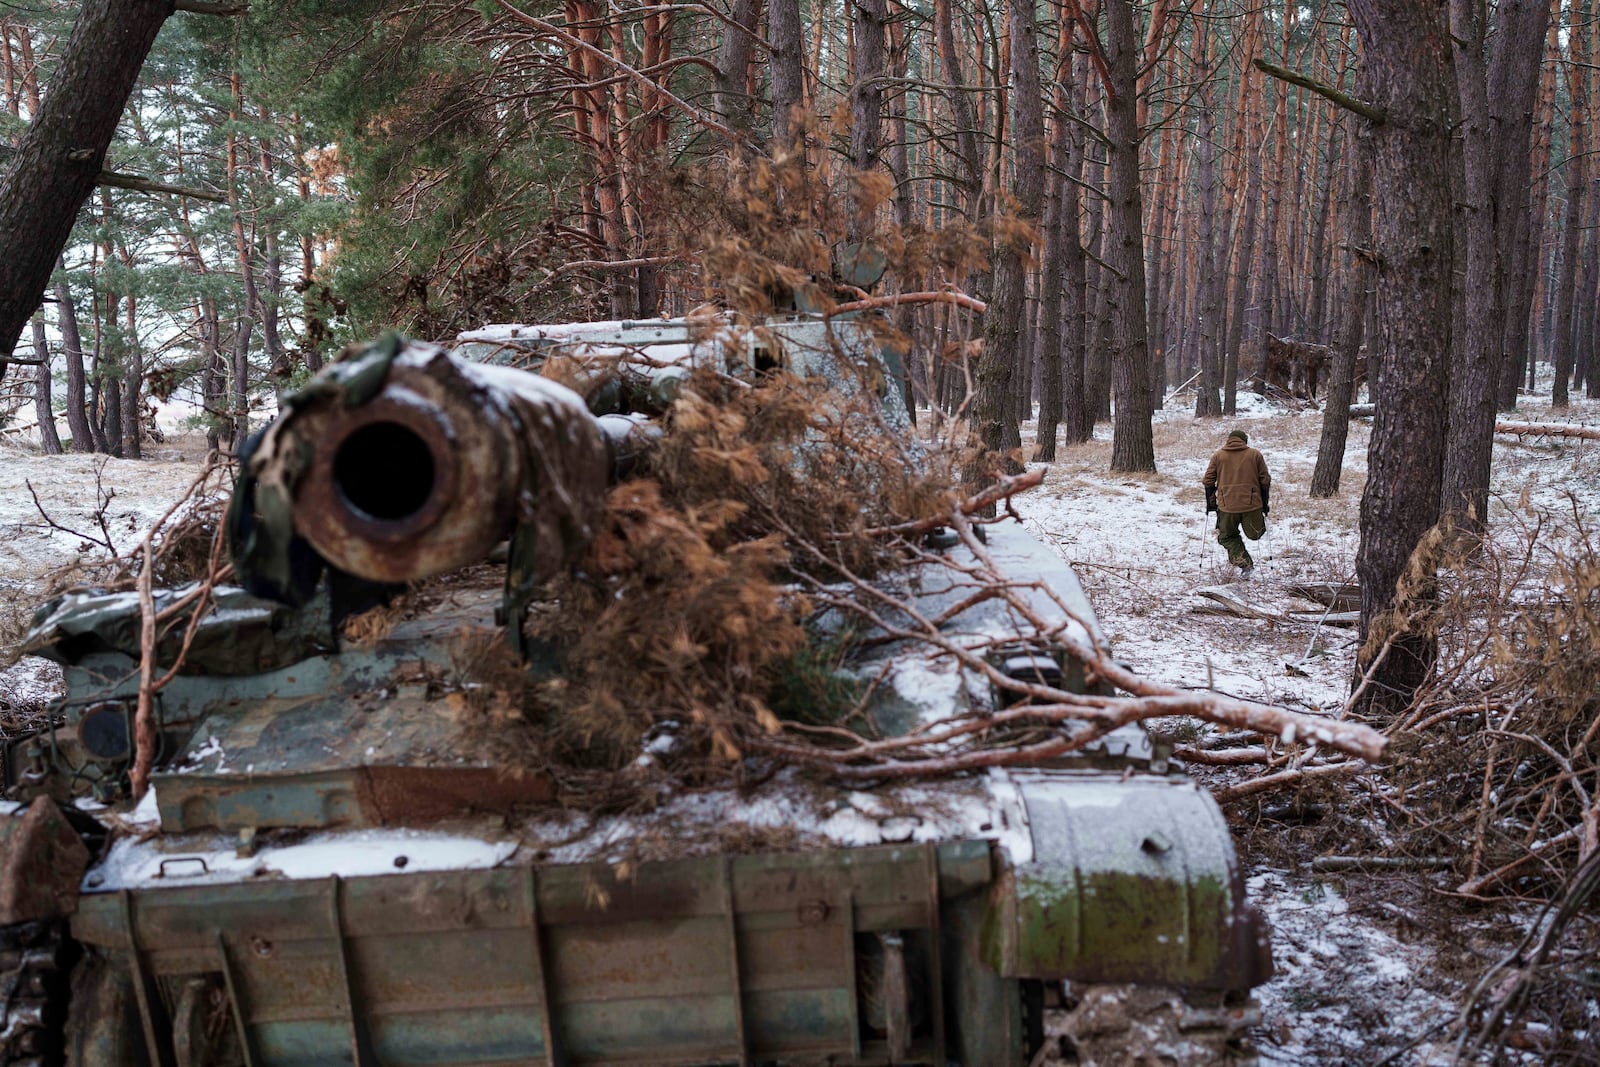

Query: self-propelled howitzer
[[2, 316, 1272, 1067]]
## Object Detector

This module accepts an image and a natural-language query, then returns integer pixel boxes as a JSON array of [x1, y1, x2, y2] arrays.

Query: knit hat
[[1228, 429, 1249, 443]]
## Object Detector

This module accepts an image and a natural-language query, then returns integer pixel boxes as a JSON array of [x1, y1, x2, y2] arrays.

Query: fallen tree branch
[[26, 466, 117, 552], [829, 291, 988, 316], [1310, 855, 1454, 872], [1191, 586, 1359, 627], [1211, 760, 1369, 802], [861, 468, 1043, 538], [1174, 744, 1274, 766], [1492, 420, 1600, 442], [1350, 406, 1600, 442], [772, 507, 1388, 781]]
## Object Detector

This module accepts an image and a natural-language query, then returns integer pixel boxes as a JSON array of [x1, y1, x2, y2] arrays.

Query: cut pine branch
[[829, 291, 989, 315], [861, 468, 1042, 538], [774, 509, 1387, 783]]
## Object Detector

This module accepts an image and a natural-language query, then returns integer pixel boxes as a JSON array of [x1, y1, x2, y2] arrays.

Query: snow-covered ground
[[0, 438, 223, 719], [1012, 383, 1600, 1064], [3, 381, 1598, 1062]]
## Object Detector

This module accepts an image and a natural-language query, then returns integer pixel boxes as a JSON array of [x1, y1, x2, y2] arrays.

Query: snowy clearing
[[1012, 384, 1600, 1064]]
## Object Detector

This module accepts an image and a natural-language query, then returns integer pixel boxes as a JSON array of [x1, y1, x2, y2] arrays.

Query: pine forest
[[1, 0, 1599, 1062]]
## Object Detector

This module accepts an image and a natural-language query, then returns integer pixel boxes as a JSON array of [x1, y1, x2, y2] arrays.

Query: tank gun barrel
[[230, 336, 623, 594]]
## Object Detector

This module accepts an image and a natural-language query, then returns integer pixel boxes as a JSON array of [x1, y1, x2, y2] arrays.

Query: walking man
[[1202, 429, 1271, 576]]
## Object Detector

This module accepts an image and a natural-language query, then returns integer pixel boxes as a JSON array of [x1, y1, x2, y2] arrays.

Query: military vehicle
[[1, 312, 1272, 1066]]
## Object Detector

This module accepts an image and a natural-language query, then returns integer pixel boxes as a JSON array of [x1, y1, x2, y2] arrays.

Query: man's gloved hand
[[1205, 486, 1217, 514], [1260, 485, 1270, 516]]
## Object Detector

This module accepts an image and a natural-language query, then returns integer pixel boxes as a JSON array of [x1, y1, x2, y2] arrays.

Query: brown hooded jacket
[[1202, 436, 1270, 513]]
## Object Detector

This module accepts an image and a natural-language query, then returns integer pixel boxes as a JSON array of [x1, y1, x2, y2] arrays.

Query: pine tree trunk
[[768, 0, 805, 150], [30, 316, 62, 454], [1193, 25, 1222, 419], [54, 264, 94, 454], [1507, 50, 1557, 405], [1440, 0, 1549, 525], [1348, 0, 1455, 716], [1145, 51, 1177, 412], [1305, 127, 1338, 339], [1061, 55, 1090, 444], [1551, 0, 1588, 410], [849, 0, 885, 181], [1104, 0, 1154, 472], [1311, 119, 1372, 498], [121, 294, 142, 459], [1224, 152, 1260, 415], [713, 0, 763, 139], [198, 295, 225, 452], [975, 0, 1045, 463], [934, 0, 984, 217], [0, 0, 171, 364], [1034, 58, 1076, 462]]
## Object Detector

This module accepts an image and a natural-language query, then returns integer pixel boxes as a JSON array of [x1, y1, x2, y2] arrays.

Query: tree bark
[[1034, 51, 1077, 462], [55, 264, 93, 454], [1441, 0, 1550, 524], [934, 0, 983, 217], [1349, 0, 1455, 716], [1223, 149, 1260, 415], [1506, 18, 1562, 409], [767, 0, 805, 150], [975, 0, 1045, 464], [1311, 117, 1373, 498], [712, 0, 763, 139], [1552, 0, 1589, 409], [1145, 108, 1176, 413], [29, 315, 62, 454], [1104, 0, 1155, 472], [120, 293, 142, 459], [0, 0, 172, 365], [1061, 54, 1090, 445], [849, 0, 886, 176], [1193, 24, 1222, 419]]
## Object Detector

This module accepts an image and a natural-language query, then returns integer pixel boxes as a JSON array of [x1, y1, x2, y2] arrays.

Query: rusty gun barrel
[[232, 336, 615, 591]]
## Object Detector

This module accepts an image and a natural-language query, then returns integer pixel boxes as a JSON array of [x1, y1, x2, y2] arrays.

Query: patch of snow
[[85, 827, 518, 893], [175, 734, 227, 773], [124, 786, 161, 830], [1248, 870, 1455, 1065], [0, 655, 63, 715], [523, 767, 1039, 866]]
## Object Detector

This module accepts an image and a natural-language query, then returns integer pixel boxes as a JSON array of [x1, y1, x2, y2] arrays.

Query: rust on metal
[[252, 342, 609, 585], [0, 796, 90, 923]]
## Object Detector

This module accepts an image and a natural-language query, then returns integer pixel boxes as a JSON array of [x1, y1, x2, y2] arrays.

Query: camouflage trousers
[[1215, 509, 1267, 569]]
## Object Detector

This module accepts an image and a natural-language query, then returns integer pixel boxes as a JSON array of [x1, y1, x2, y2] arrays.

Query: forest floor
[[3, 386, 1599, 1064], [1013, 385, 1600, 1065]]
